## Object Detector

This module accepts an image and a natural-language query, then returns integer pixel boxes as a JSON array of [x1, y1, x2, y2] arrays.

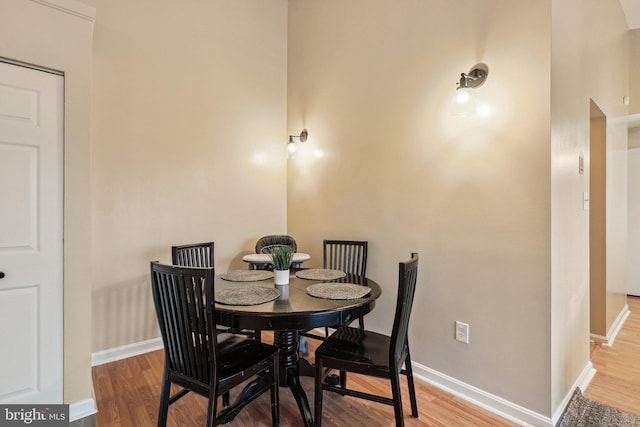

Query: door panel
[[0, 286, 38, 399], [0, 61, 63, 404], [0, 144, 37, 249], [0, 83, 39, 126]]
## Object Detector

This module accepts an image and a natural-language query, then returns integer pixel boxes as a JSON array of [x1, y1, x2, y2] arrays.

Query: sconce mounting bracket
[[462, 63, 488, 89]]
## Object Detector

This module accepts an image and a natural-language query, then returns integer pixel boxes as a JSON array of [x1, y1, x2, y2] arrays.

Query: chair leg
[[270, 357, 280, 427], [314, 357, 324, 427], [157, 365, 171, 427], [390, 370, 405, 427], [340, 370, 347, 390], [222, 391, 230, 407], [404, 352, 418, 418], [358, 316, 365, 330], [206, 383, 219, 427]]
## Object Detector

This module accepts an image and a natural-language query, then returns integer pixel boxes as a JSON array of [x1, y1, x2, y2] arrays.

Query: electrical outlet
[[455, 321, 469, 344]]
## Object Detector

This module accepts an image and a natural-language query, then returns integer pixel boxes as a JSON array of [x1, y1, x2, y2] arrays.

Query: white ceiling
[[620, 0, 640, 30]]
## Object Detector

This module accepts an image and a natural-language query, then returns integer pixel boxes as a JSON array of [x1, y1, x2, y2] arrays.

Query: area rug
[[557, 389, 640, 426]]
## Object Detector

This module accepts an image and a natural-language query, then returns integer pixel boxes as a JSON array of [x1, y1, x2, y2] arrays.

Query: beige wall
[[628, 149, 640, 296], [629, 31, 640, 297], [586, 2, 630, 343], [90, 0, 289, 352], [287, 0, 553, 416], [0, 0, 95, 405], [289, 0, 630, 420], [589, 110, 607, 336], [630, 29, 640, 115], [631, 27, 640, 148], [629, 127, 640, 149], [594, 4, 630, 341], [550, 0, 590, 414], [551, 0, 629, 416]]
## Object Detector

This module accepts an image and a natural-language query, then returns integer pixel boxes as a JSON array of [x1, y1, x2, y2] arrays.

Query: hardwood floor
[[584, 295, 640, 416], [91, 298, 640, 427], [92, 333, 517, 426]]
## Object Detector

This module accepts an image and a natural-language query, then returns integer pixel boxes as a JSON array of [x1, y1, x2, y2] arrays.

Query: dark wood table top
[[215, 270, 381, 331]]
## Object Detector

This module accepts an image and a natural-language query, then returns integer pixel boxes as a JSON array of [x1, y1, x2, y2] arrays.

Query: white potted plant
[[268, 246, 294, 285]]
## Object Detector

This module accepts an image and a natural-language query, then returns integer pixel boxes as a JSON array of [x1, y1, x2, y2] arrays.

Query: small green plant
[[268, 246, 294, 271]]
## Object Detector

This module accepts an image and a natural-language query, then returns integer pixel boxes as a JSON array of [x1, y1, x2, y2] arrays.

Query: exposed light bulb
[[452, 87, 476, 116], [288, 140, 297, 153], [456, 88, 471, 104]]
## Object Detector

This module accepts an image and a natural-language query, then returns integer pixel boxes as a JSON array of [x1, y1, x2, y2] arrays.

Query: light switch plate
[[579, 155, 584, 175]]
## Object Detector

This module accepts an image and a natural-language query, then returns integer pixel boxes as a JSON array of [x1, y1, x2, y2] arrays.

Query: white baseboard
[[69, 398, 97, 422], [576, 361, 597, 392], [590, 304, 630, 347], [551, 361, 596, 425], [411, 361, 552, 427], [91, 337, 163, 366]]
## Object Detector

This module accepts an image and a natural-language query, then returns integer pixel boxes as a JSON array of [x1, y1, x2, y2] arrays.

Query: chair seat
[[217, 334, 278, 378], [316, 326, 391, 370]]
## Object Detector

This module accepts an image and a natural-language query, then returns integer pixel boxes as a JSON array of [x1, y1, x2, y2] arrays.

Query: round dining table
[[214, 270, 382, 427]]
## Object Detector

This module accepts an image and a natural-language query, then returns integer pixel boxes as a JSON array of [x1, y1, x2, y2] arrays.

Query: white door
[[0, 61, 63, 403]]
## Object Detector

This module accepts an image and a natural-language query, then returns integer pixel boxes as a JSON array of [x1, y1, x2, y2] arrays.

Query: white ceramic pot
[[274, 269, 290, 285]]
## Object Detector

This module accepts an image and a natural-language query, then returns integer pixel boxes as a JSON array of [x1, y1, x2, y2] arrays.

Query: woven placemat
[[220, 270, 274, 282], [296, 269, 346, 280], [215, 286, 280, 305], [306, 283, 370, 300]]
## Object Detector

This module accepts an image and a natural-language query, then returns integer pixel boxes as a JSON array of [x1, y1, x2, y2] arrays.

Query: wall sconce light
[[288, 129, 308, 153], [453, 63, 489, 116]]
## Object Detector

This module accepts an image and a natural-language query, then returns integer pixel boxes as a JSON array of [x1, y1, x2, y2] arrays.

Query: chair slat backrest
[[150, 262, 216, 386], [172, 242, 215, 268], [255, 235, 297, 254], [323, 240, 368, 277], [390, 253, 419, 363]]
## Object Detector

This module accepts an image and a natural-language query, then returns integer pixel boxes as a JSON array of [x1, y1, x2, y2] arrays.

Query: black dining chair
[[314, 253, 419, 427], [256, 234, 298, 254], [323, 239, 368, 277], [251, 235, 302, 270], [150, 262, 280, 427], [172, 241, 260, 342], [302, 240, 369, 345], [171, 241, 215, 268], [324, 239, 368, 327]]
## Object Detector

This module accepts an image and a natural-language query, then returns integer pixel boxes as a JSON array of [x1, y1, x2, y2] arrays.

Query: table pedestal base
[[274, 330, 315, 427]]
